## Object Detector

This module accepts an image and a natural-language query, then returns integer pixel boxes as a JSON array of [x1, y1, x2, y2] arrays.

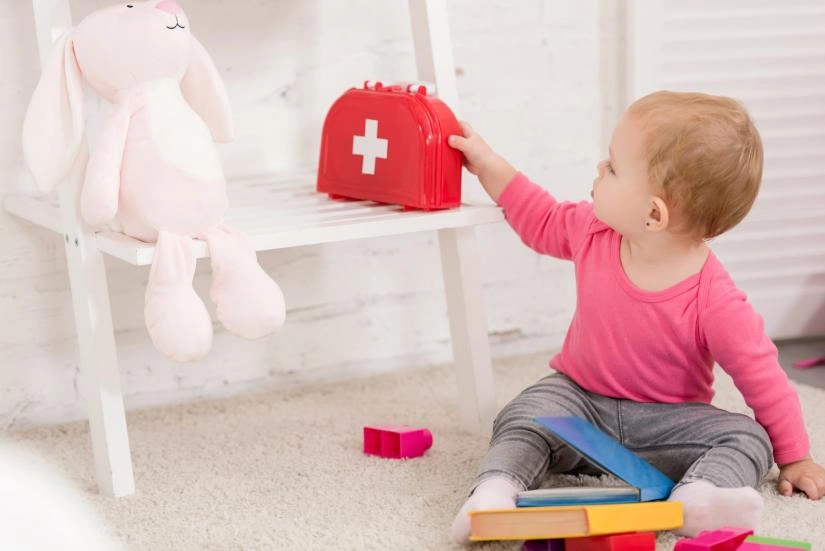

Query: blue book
[[517, 416, 675, 508]]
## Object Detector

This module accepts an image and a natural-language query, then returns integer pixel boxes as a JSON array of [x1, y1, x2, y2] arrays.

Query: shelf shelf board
[[4, 174, 504, 266]]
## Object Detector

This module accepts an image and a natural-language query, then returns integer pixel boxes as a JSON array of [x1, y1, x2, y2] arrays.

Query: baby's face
[[591, 114, 655, 236]]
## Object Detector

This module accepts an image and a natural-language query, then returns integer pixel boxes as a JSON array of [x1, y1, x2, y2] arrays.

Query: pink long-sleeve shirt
[[499, 172, 809, 465]]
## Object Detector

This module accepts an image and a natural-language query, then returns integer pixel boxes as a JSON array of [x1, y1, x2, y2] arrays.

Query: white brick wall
[[0, 1, 609, 427]]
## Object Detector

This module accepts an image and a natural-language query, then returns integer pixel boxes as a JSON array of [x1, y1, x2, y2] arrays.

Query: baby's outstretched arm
[[449, 121, 593, 260], [448, 121, 516, 203], [778, 455, 825, 499]]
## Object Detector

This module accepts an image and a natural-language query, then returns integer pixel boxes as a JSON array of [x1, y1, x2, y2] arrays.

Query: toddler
[[447, 91, 825, 542]]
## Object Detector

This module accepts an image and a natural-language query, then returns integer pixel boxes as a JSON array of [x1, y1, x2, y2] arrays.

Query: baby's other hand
[[447, 121, 498, 177], [447, 121, 516, 203], [777, 456, 825, 499]]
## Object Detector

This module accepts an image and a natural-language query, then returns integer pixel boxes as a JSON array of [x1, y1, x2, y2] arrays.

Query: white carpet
[[7, 351, 825, 550]]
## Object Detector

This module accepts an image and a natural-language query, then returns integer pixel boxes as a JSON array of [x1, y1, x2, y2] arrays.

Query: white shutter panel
[[627, 1, 825, 339]]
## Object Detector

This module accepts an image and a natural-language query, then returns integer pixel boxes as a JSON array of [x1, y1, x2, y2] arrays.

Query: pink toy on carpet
[[674, 527, 752, 551], [675, 529, 811, 551], [22, 0, 285, 361], [363, 425, 433, 459]]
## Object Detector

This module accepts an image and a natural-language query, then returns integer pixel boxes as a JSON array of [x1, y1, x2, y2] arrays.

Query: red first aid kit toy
[[317, 81, 462, 210]]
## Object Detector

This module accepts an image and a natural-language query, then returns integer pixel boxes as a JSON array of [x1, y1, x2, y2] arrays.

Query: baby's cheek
[[591, 198, 605, 220]]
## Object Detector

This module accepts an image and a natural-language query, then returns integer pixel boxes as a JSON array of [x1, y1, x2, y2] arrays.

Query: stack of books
[[468, 417, 683, 542]]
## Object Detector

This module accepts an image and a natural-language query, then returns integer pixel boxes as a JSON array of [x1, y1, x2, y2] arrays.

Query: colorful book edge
[[517, 487, 640, 507], [468, 501, 683, 541], [532, 416, 675, 502]]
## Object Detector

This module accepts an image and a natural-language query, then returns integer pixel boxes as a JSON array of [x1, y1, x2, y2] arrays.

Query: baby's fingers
[[458, 120, 474, 138], [792, 475, 822, 500], [448, 134, 469, 151], [815, 475, 825, 499], [777, 475, 825, 500], [777, 478, 794, 497]]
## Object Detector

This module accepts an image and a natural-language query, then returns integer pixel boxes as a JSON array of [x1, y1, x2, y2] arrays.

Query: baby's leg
[[450, 372, 610, 542], [619, 401, 773, 537]]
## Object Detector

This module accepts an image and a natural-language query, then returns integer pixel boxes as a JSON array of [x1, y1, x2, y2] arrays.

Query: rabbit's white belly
[[117, 83, 228, 242], [144, 81, 224, 181]]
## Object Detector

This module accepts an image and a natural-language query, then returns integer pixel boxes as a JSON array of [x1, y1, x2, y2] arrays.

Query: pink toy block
[[566, 532, 655, 551], [674, 528, 753, 551], [362, 424, 433, 459]]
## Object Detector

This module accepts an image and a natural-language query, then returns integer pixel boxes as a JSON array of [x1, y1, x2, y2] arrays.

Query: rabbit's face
[[73, 1, 192, 100]]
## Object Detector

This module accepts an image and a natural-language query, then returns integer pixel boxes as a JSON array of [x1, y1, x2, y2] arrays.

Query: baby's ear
[[180, 36, 234, 142], [646, 197, 670, 232], [22, 31, 85, 192]]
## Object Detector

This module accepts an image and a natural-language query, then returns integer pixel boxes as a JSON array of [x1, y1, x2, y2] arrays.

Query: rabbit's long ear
[[22, 31, 84, 193], [180, 36, 234, 143]]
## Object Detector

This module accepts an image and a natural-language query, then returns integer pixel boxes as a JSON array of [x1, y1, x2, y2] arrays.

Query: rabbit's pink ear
[[22, 31, 85, 193], [180, 37, 234, 143]]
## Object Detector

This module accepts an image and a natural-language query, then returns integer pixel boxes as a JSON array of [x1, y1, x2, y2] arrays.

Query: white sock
[[668, 480, 764, 537], [449, 477, 520, 543]]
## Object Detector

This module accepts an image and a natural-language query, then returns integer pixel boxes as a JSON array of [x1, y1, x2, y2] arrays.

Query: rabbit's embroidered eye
[[126, 4, 133, 7]]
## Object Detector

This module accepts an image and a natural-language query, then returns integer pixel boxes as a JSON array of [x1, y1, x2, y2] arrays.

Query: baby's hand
[[448, 121, 516, 203], [447, 121, 498, 177], [777, 456, 825, 499]]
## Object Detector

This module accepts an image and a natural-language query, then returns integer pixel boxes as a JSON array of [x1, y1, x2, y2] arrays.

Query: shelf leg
[[439, 226, 496, 433]]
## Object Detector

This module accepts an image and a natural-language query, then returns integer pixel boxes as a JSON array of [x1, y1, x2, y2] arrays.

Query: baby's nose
[[156, 0, 183, 14]]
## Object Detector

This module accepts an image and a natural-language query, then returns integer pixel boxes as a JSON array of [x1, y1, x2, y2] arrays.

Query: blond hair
[[627, 91, 763, 239]]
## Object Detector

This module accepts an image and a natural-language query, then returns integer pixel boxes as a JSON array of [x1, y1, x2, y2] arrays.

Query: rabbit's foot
[[145, 285, 213, 361], [211, 262, 285, 339]]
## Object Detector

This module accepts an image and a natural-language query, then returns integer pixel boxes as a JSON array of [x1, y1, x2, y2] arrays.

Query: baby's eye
[[606, 162, 615, 175]]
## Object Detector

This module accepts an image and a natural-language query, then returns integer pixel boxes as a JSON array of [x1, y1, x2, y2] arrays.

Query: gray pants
[[473, 373, 773, 493]]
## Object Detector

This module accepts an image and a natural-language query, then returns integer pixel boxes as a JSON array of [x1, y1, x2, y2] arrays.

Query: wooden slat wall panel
[[629, 1, 825, 338]]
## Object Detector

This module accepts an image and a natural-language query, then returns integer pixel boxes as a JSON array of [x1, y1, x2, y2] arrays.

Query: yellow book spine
[[585, 502, 683, 534]]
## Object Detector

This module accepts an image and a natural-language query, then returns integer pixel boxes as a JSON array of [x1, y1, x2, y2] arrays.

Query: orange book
[[468, 501, 683, 542]]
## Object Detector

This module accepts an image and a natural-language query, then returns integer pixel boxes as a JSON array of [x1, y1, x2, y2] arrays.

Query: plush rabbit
[[22, 0, 286, 361]]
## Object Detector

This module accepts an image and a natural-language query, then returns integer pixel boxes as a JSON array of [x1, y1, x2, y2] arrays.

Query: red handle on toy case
[[363, 80, 434, 96]]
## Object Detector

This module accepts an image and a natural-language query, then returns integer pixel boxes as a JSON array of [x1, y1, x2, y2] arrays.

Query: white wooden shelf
[[16, 0, 501, 498], [5, 174, 504, 266]]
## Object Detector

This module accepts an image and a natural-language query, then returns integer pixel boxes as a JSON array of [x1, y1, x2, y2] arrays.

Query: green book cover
[[745, 535, 811, 550]]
